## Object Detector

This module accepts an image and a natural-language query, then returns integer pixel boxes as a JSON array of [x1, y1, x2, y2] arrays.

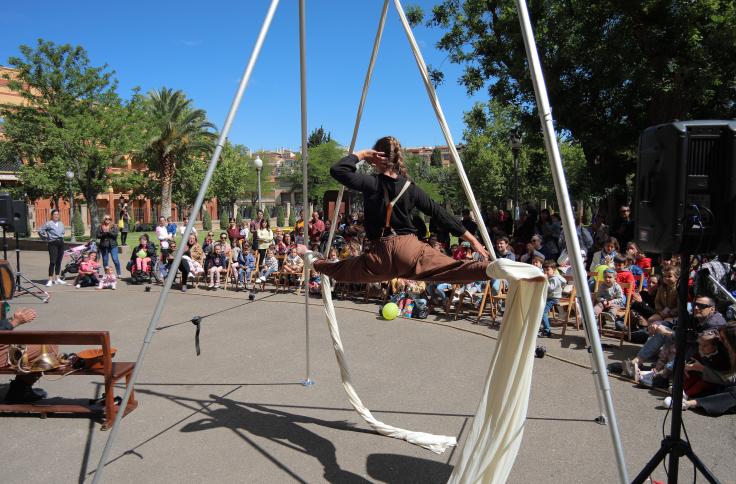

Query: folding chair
[[476, 281, 506, 324]]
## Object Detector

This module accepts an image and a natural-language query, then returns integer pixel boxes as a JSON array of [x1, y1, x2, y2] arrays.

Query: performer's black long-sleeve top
[[330, 154, 466, 240]]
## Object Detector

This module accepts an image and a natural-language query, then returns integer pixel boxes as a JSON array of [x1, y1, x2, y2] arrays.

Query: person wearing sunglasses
[[97, 214, 121, 276], [626, 295, 726, 381]]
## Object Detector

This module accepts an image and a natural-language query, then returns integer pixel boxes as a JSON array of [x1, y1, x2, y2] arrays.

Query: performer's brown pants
[[314, 234, 488, 283]]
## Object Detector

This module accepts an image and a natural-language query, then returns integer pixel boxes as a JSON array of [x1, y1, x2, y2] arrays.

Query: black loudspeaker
[[12, 201, 28, 237], [0, 193, 13, 228], [635, 120, 736, 254]]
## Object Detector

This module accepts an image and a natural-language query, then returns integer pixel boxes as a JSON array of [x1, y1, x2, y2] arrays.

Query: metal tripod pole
[[513, 1, 628, 481], [91, 1, 281, 481], [298, 0, 314, 387], [324, 0, 390, 253]]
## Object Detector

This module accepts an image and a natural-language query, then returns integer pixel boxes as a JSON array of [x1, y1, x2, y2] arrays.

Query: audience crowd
[[56, 203, 736, 416]]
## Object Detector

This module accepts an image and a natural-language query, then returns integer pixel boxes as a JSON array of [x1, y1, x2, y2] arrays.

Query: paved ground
[[3, 250, 735, 483]]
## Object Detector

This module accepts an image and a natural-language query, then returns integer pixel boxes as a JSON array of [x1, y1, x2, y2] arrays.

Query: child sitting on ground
[[649, 266, 679, 324], [97, 266, 117, 290], [540, 259, 567, 338], [593, 269, 625, 321], [256, 248, 279, 283], [75, 251, 100, 288], [682, 331, 732, 397]]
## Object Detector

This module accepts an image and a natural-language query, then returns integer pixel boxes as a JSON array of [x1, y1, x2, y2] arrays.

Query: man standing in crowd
[[613, 205, 634, 247], [307, 211, 325, 249]]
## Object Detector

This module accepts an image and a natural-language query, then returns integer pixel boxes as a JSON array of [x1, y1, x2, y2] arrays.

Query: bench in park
[[0, 330, 137, 430]]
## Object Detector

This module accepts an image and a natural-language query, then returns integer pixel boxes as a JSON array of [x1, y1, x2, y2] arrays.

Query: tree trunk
[[161, 160, 174, 219], [86, 191, 100, 240]]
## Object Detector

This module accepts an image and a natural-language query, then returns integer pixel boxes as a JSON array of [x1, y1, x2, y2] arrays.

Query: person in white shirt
[[156, 216, 173, 260]]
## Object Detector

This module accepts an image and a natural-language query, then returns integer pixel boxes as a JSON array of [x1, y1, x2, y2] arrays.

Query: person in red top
[[614, 254, 636, 297], [307, 211, 325, 249], [226, 219, 243, 247]]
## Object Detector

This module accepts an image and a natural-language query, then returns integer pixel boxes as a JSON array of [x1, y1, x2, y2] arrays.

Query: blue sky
[[0, 1, 487, 151]]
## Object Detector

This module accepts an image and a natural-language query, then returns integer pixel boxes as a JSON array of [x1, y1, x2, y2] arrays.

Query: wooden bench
[[0, 330, 137, 430]]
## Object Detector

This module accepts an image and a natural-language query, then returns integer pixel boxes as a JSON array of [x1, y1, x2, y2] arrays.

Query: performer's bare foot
[[296, 244, 322, 270]]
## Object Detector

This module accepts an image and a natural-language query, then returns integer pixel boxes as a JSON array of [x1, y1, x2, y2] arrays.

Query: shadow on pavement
[[366, 453, 452, 483], [179, 394, 372, 483]]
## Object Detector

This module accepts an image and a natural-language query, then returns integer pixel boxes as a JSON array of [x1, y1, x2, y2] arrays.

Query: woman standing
[[97, 214, 121, 276], [118, 208, 130, 246], [38, 209, 66, 286], [256, 218, 274, 262]]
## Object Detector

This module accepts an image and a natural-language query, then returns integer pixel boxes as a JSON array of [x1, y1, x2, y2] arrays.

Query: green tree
[[421, 1, 736, 185], [430, 147, 443, 167], [307, 125, 332, 148], [210, 142, 252, 219], [202, 210, 212, 230], [288, 209, 296, 227], [276, 205, 285, 227], [139, 87, 216, 219], [288, 140, 343, 206], [219, 209, 228, 230], [0, 40, 145, 235], [73, 206, 85, 237]]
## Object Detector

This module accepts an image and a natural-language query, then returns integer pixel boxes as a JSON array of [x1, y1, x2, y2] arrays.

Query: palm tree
[[142, 87, 216, 218]]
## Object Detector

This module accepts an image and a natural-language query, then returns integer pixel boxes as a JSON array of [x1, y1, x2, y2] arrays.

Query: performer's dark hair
[[373, 136, 408, 178]]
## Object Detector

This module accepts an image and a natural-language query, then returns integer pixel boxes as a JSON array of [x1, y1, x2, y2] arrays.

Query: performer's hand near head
[[355, 149, 388, 169]]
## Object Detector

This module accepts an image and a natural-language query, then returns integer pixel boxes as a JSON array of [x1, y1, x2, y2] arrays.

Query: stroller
[[61, 240, 98, 279]]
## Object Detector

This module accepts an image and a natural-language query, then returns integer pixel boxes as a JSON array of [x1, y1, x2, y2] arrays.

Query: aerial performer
[[301, 135, 538, 284]]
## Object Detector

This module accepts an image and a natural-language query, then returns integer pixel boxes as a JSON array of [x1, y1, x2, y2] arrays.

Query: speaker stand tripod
[[1, 227, 49, 303], [632, 250, 720, 484]]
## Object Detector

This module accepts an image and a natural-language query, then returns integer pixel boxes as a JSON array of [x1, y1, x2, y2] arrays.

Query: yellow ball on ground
[[382, 302, 400, 320]]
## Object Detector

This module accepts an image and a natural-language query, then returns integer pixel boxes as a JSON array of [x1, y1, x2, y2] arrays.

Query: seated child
[[97, 266, 117, 290], [531, 254, 545, 269], [649, 266, 679, 324], [256, 248, 279, 283], [281, 246, 304, 285], [540, 259, 566, 337], [593, 269, 625, 320], [238, 245, 257, 288], [207, 243, 228, 289], [682, 331, 732, 397], [75, 251, 100, 288]]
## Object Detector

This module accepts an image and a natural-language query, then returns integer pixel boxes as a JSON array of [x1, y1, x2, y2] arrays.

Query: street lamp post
[[510, 131, 523, 231], [253, 155, 263, 211], [65, 170, 76, 243]]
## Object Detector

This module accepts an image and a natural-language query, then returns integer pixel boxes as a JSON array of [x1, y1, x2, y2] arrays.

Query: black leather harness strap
[[381, 180, 412, 237]]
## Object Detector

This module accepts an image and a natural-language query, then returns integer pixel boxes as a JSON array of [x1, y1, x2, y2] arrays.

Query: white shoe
[[57, 279, 67, 285], [46, 280, 54, 287], [75, 284, 81, 289], [664, 396, 689, 410], [638, 370, 655, 387]]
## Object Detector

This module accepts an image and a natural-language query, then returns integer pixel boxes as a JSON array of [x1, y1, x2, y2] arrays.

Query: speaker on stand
[[0, 194, 49, 303], [632, 120, 735, 484]]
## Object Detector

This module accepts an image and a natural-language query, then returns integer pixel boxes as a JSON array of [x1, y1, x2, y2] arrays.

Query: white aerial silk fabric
[[449, 259, 547, 484], [320, 275, 457, 453], [319, 258, 546, 463]]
